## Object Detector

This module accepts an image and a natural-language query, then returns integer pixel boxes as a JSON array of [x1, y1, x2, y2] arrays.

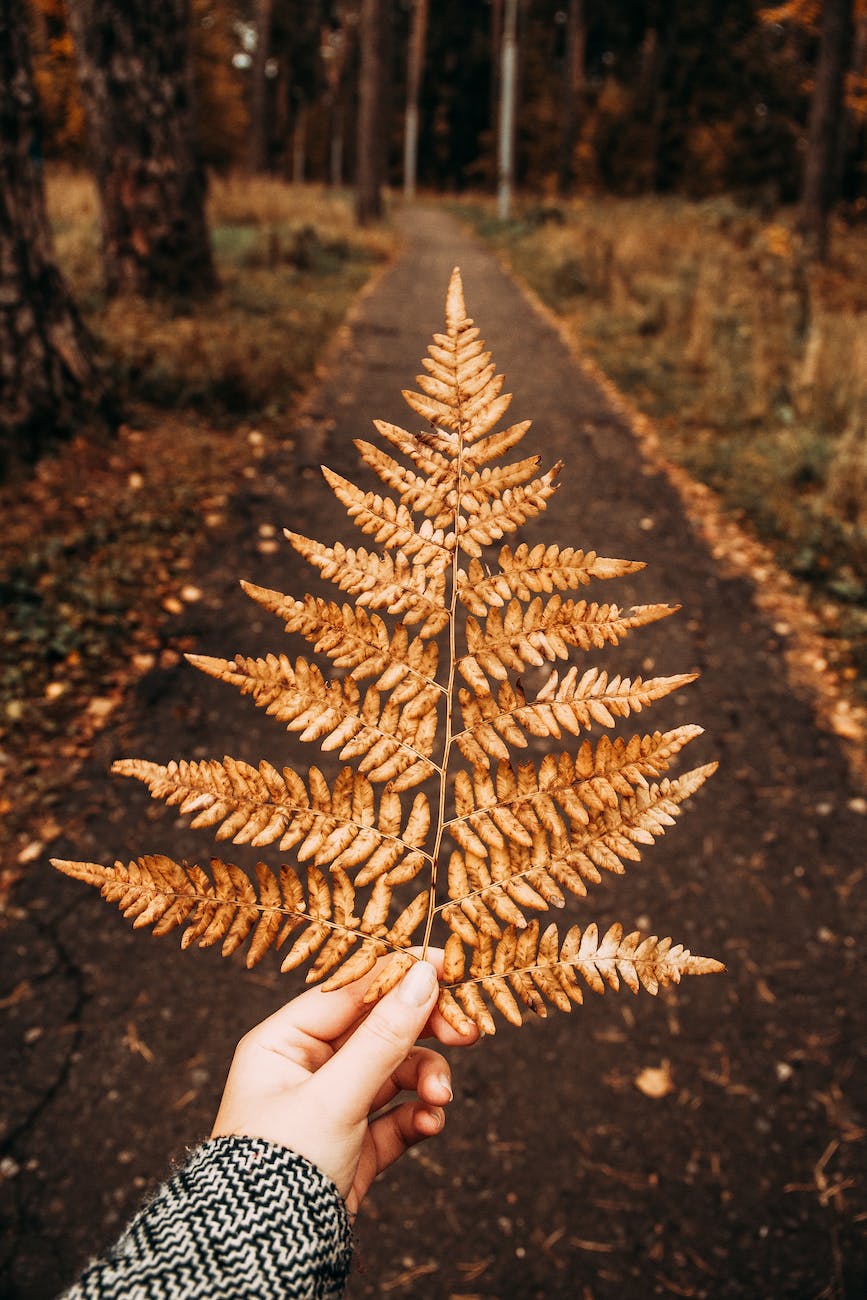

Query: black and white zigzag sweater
[[63, 1137, 353, 1299]]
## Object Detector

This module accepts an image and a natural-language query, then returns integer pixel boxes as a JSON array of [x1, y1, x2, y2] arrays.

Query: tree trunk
[[497, 0, 518, 220], [403, 0, 428, 198], [66, 0, 217, 298], [249, 0, 274, 172], [0, 0, 109, 475], [330, 97, 345, 186], [323, 9, 352, 188], [798, 0, 854, 260], [490, 0, 502, 188], [557, 0, 585, 197], [292, 102, 308, 184], [355, 0, 388, 225]]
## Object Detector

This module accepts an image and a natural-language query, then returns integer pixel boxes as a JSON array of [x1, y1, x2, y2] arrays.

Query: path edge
[[458, 226, 867, 792]]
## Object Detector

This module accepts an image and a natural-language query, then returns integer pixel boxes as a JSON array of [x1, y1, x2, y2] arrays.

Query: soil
[[1, 208, 865, 1300]]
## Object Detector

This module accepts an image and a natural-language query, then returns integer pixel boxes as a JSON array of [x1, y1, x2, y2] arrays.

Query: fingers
[[315, 961, 440, 1123], [369, 1046, 452, 1114], [354, 1101, 446, 1205], [422, 1003, 481, 1048], [242, 948, 451, 1055]]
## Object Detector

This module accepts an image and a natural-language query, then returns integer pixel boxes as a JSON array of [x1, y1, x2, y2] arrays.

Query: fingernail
[[437, 1072, 453, 1102], [397, 960, 438, 1007], [426, 1106, 445, 1132]]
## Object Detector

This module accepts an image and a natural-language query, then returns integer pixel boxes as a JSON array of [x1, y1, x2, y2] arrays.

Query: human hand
[[211, 952, 478, 1213]]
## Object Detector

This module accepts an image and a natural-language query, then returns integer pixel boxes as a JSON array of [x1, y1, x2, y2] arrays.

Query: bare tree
[[355, 0, 389, 223], [323, 9, 354, 187], [0, 0, 109, 474], [249, 0, 274, 172], [403, 0, 428, 198], [67, 0, 216, 297], [557, 0, 586, 197], [798, 0, 854, 260]]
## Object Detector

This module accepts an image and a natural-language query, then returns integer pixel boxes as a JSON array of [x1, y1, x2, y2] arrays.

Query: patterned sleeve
[[62, 1136, 353, 1300]]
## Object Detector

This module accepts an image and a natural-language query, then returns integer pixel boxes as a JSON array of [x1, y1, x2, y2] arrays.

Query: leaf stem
[[421, 430, 467, 955]]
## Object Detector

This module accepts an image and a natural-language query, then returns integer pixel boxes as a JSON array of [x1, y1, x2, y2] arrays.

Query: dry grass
[[455, 195, 867, 699], [0, 172, 396, 869], [45, 168, 395, 419]]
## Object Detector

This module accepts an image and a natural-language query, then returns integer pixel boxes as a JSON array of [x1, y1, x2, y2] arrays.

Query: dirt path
[[2, 207, 865, 1299]]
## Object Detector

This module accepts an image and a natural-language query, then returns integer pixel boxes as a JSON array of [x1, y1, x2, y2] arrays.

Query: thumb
[[315, 961, 440, 1122]]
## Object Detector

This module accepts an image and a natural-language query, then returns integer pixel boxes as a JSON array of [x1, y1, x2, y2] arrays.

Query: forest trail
[[2, 207, 865, 1299]]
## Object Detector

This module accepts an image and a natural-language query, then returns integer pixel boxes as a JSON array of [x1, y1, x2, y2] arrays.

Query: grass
[[0, 171, 396, 874], [453, 194, 867, 705], [46, 169, 394, 419]]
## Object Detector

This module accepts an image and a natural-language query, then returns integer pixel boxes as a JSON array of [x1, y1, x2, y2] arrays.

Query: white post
[[497, 0, 518, 220], [403, 0, 428, 198]]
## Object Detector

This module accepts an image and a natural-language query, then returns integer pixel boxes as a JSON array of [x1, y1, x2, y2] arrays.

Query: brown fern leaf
[[112, 758, 430, 884], [240, 585, 439, 702], [52, 266, 722, 1025], [442, 763, 719, 938], [457, 596, 678, 692], [285, 534, 449, 638], [437, 921, 724, 1034], [455, 667, 699, 765], [458, 543, 645, 614], [186, 653, 439, 790]]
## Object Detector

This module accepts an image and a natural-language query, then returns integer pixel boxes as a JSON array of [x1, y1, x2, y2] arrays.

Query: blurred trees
[[356, 0, 389, 223], [0, 0, 108, 473], [797, 0, 855, 256], [403, 0, 428, 197], [22, 0, 864, 216], [66, 0, 217, 298]]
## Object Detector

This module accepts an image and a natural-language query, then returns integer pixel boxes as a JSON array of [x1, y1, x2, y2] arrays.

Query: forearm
[[63, 1136, 353, 1300]]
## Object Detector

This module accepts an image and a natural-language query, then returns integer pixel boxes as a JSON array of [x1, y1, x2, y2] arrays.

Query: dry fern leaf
[[52, 266, 722, 1035]]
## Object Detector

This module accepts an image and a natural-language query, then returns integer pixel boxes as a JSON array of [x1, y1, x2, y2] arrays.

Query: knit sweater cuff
[[65, 1136, 353, 1299]]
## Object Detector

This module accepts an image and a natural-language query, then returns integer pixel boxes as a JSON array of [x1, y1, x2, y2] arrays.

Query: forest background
[[1, 0, 866, 874]]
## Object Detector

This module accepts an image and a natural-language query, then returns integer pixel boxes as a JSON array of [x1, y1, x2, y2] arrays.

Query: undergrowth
[[0, 173, 395, 875], [454, 195, 867, 704], [47, 169, 394, 418]]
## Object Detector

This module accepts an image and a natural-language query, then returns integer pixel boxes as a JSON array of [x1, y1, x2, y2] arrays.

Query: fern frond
[[51, 854, 428, 982], [458, 597, 678, 690], [240, 584, 440, 702], [456, 464, 563, 557], [285, 534, 449, 637], [112, 758, 430, 883], [442, 764, 719, 937], [52, 266, 723, 1042], [437, 921, 725, 1034], [358, 436, 549, 533], [458, 543, 645, 614], [321, 466, 454, 562], [455, 667, 698, 764], [448, 727, 703, 859], [186, 653, 439, 789]]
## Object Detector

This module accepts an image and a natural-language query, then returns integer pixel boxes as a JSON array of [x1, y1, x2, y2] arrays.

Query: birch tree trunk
[[497, 0, 518, 220], [0, 0, 108, 474], [67, 0, 217, 298], [403, 0, 428, 198]]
